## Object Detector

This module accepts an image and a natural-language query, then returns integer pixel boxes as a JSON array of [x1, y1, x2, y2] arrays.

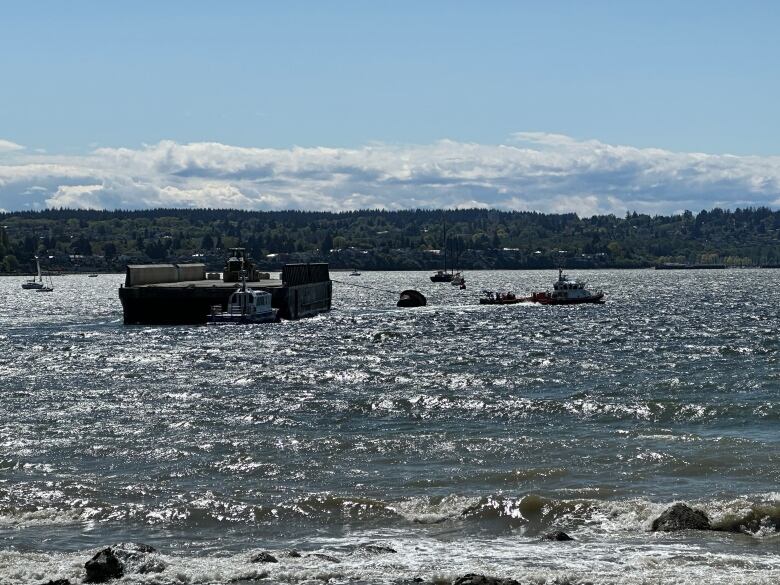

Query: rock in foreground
[[543, 530, 574, 541], [651, 503, 711, 532], [250, 551, 278, 563], [453, 574, 520, 585], [84, 549, 123, 583], [84, 542, 162, 582]]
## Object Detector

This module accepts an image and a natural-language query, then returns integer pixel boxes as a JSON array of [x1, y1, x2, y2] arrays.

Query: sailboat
[[430, 216, 454, 282], [450, 238, 465, 287], [36, 274, 54, 293], [21, 257, 44, 289]]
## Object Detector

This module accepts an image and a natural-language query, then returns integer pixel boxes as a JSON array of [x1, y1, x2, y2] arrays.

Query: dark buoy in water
[[397, 289, 426, 307]]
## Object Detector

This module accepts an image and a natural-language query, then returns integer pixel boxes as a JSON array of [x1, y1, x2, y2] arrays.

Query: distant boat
[[21, 257, 44, 289], [451, 272, 465, 287], [349, 269, 361, 276], [36, 274, 54, 293], [430, 269, 453, 282], [480, 290, 525, 305], [88, 273, 99, 278]]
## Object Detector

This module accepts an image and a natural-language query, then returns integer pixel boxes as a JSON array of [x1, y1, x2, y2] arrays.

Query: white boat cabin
[[225, 288, 273, 317], [550, 269, 593, 300]]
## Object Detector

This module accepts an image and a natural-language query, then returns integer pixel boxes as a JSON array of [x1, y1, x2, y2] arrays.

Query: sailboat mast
[[443, 215, 447, 274], [36, 256, 42, 282]]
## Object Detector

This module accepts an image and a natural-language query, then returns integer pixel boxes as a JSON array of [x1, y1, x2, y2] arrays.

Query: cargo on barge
[[118, 248, 332, 324]]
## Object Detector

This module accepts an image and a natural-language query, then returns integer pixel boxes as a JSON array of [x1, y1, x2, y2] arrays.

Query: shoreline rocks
[[651, 503, 711, 532], [250, 551, 278, 563], [84, 548, 123, 583], [453, 575, 520, 585], [84, 542, 162, 583]]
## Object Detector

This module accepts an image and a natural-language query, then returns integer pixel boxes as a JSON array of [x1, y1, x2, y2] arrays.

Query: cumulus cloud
[[0, 139, 24, 153], [1, 134, 779, 216]]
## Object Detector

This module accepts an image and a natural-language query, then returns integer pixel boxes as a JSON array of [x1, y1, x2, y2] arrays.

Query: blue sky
[[1, 1, 779, 213]]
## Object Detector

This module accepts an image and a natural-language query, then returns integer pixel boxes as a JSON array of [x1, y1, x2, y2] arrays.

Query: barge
[[119, 248, 332, 324]]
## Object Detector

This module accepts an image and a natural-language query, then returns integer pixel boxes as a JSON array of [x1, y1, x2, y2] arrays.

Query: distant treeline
[[1, 206, 779, 272]]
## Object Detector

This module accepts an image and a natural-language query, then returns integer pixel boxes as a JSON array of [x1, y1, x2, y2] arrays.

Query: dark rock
[[307, 553, 341, 563], [651, 503, 711, 532], [84, 548, 124, 583], [453, 575, 520, 585], [543, 530, 574, 541], [250, 551, 278, 563], [286, 549, 302, 558], [85, 542, 164, 582], [39, 580, 72, 585], [355, 543, 397, 554]]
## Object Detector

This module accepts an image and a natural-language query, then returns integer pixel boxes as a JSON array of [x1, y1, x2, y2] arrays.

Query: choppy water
[[0, 269, 778, 584]]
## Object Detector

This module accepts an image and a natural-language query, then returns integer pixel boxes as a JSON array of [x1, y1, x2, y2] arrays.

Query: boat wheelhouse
[[207, 271, 278, 324], [531, 269, 605, 305]]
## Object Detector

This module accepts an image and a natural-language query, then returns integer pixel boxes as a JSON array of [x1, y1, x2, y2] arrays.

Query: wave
[[2, 492, 777, 539]]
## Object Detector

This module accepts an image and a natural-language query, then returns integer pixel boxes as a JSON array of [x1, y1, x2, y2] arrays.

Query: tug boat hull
[[531, 292, 605, 305]]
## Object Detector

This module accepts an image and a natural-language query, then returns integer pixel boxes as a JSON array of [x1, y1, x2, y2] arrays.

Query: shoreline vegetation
[[2, 206, 780, 274]]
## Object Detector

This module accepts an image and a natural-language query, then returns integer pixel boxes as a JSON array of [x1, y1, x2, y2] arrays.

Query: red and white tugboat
[[531, 269, 605, 305]]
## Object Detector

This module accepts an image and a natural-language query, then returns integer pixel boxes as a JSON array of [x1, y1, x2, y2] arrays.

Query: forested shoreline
[[1, 207, 780, 273]]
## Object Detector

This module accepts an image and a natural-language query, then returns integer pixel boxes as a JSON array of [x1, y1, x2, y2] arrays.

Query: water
[[0, 270, 778, 584]]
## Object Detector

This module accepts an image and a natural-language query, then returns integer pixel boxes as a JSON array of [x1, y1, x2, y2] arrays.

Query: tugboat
[[531, 269, 605, 305], [21, 257, 44, 289], [207, 271, 277, 324]]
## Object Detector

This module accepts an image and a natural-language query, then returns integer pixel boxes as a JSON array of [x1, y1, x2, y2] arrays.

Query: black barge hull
[[119, 263, 332, 325]]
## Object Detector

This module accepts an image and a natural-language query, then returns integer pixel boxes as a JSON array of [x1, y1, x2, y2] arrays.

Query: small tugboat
[[207, 271, 278, 324], [531, 269, 605, 305], [479, 290, 527, 305], [21, 257, 45, 289]]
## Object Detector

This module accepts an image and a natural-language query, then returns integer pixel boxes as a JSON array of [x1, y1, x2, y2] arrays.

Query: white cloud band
[[1, 133, 779, 216]]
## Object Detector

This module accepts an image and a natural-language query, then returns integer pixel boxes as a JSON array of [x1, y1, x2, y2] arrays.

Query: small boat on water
[[349, 269, 361, 276], [22, 257, 44, 289], [430, 269, 453, 283], [530, 269, 605, 305], [36, 274, 54, 293], [207, 273, 277, 324], [451, 272, 465, 287], [480, 290, 527, 305], [88, 273, 99, 278]]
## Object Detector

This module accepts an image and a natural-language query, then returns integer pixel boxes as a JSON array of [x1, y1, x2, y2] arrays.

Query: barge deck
[[119, 251, 331, 324]]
